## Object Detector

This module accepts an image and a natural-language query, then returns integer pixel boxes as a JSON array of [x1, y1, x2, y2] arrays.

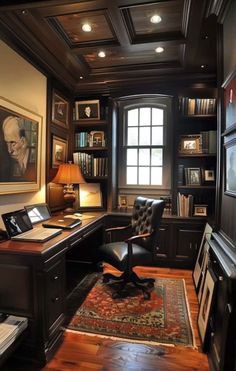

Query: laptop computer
[[25, 203, 82, 230], [1, 209, 62, 242]]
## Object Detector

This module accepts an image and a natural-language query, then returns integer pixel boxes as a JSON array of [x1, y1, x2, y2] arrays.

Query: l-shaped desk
[[0, 211, 205, 367]]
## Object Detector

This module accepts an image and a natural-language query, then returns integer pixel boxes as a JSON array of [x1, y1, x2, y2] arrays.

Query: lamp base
[[63, 206, 76, 214], [63, 187, 76, 213]]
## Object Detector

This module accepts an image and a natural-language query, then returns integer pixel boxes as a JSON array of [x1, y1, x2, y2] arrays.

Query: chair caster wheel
[[143, 291, 151, 300]]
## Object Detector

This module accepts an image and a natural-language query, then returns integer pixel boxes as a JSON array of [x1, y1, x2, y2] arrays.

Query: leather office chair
[[98, 196, 165, 299]]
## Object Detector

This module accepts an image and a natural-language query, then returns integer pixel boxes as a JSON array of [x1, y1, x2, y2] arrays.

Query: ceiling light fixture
[[98, 51, 106, 58], [80, 76, 83, 79], [201, 64, 206, 69], [82, 23, 92, 32], [155, 46, 164, 53], [150, 14, 162, 24]]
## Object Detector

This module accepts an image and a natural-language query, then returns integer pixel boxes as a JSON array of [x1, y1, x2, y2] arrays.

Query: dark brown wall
[[220, 0, 236, 246]]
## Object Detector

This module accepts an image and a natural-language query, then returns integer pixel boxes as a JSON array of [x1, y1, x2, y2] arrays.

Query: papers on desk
[[0, 315, 28, 355], [64, 214, 95, 220]]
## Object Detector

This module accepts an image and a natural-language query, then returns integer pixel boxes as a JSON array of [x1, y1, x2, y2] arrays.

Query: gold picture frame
[[75, 100, 100, 121], [179, 134, 202, 154], [0, 96, 42, 194], [52, 90, 69, 128]]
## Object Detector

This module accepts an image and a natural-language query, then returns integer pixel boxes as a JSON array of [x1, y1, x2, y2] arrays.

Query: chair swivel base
[[102, 270, 155, 300]]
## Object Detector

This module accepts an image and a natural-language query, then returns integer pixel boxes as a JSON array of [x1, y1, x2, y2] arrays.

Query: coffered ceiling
[[0, 0, 228, 94]]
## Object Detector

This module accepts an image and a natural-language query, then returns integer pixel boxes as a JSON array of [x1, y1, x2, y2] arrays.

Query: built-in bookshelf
[[174, 95, 217, 218], [72, 99, 109, 210]]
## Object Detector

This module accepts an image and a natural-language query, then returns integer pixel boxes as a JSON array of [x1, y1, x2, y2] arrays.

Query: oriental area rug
[[67, 276, 194, 347]]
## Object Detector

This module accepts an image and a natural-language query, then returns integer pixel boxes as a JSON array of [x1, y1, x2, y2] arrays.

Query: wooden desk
[[0, 212, 105, 367]]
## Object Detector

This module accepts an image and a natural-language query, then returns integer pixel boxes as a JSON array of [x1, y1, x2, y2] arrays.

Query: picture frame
[[193, 223, 213, 290], [52, 135, 68, 168], [204, 169, 215, 182], [89, 131, 105, 147], [179, 134, 202, 154], [79, 183, 103, 208], [198, 268, 217, 348], [225, 134, 236, 196], [75, 100, 100, 121], [118, 195, 128, 209], [0, 96, 42, 194], [186, 167, 201, 185], [193, 204, 208, 216], [223, 68, 236, 133], [52, 90, 69, 128]]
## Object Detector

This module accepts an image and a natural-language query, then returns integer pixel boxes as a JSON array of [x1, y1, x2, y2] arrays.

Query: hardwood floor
[[42, 266, 209, 371], [3, 266, 209, 371]]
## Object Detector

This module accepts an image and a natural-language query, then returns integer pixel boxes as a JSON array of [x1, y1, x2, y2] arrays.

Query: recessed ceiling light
[[98, 51, 106, 58], [79, 76, 83, 79], [82, 23, 92, 32], [201, 64, 206, 69], [150, 14, 162, 24], [155, 47, 164, 53]]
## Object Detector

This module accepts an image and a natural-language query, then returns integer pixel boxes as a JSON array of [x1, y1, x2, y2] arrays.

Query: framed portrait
[[193, 204, 208, 216], [225, 135, 236, 196], [179, 134, 202, 154], [193, 223, 212, 291], [186, 168, 201, 185], [75, 100, 100, 121], [0, 96, 42, 194], [223, 68, 236, 133], [79, 183, 102, 208], [89, 131, 105, 147], [52, 135, 68, 168], [204, 169, 215, 182], [198, 268, 217, 347], [52, 90, 69, 128]]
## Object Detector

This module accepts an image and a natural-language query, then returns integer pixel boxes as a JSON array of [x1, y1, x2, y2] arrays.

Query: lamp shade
[[52, 162, 85, 185]]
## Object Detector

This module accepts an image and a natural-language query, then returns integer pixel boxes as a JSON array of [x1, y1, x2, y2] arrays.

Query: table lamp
[[52, 161, 85, 213]]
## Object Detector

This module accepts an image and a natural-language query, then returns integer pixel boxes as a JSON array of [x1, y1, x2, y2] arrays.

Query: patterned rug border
[[66, 275, 197, 349]]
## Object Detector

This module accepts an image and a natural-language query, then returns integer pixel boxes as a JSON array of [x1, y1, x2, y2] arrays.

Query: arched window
[[118, 95, 172, 194]]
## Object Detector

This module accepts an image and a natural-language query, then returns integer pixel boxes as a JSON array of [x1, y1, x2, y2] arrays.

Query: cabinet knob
[[52, 297, 60, 302], [53, 275, 59, 280], [189, 243, 192, 249], [211, 332, 214, 338], [219, 276, 224, 281]]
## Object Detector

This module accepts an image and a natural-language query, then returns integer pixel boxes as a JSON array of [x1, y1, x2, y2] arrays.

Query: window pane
[[140, 107, 151, 126], [138, 167, 150, 185], [152, 108, 163, 125], [139, 127, 150, 145], [127, 167, 137, 184], [139, 148, 150, 165], [151, 167, 162, 185], [127, 127, 138, 145], [127, 149, 137, 165], [152, 126, 163, 145], [128, 109, 138, 126], [151, 148, 163, 165]]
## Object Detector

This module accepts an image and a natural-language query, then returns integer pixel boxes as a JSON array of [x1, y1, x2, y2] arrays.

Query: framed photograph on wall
[[52, 135, 68, 168], [52, 90, 69, 128], [225, 134, 236, 196], [198, 268, 217, 348], [75, 100, 100, 121], [79, 183, 102, 208], [223, 68, 236, 133], [0, 96, 42, 194]]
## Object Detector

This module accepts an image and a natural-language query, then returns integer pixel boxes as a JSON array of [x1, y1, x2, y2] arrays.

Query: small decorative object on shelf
[[185, 168, 201, 185], [179, 134, 202, 154], [193, 204, 208, 216]]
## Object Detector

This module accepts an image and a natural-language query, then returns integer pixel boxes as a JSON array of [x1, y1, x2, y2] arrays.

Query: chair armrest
[[105, 224, 132, 233], [125, 232, 151, 243]]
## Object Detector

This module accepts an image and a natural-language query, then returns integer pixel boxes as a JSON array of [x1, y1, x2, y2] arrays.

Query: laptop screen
[[1, 209, 33, 238], [25, 203, 51, 225]]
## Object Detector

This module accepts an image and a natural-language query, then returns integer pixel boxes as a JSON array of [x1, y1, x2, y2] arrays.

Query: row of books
[[0, 315, 28, 355], [177, 193, 194, 217], [73, 152, 108, 177], [74, 131, 106, 148], [179, 97, 216, 116]]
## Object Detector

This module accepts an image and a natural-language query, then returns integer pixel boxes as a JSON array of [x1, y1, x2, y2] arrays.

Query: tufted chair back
[[131, 196, 165, 252]]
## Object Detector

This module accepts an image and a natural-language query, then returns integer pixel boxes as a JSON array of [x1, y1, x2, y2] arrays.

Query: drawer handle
[[52, 297, 60, 302]]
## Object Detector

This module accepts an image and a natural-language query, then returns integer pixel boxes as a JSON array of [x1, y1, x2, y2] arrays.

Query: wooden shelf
[[180, 114, 216, 119], [178, 153, 216, 158], [85, 176, 108, 180], [178, 185, 216, 189], [73, 120, 107, 127], [74, 147, 108, 151]]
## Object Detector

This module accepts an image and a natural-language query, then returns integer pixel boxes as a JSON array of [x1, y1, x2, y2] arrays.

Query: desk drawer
[[45, 259, 65, 332]]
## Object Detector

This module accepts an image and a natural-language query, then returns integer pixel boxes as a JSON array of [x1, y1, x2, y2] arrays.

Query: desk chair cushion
[[99, 241, 153, 271]]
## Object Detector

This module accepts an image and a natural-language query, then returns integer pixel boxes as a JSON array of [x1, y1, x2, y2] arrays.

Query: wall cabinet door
[[173, 223, 204, 267]]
